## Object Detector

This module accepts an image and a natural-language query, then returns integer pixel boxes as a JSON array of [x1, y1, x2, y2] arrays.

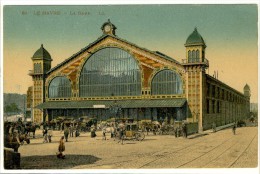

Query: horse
[[19, 134, 30, 145], [159, 124, 175, 135], [24, 124, 40, 138], [140, 121, 161, 135], [102, 125, 116, 140]]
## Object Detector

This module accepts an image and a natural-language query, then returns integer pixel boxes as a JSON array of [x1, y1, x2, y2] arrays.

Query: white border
[[1, 0, 259, 174]]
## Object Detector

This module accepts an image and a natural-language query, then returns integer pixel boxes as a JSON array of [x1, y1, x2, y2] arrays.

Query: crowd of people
[[4, 117, 243, 161]]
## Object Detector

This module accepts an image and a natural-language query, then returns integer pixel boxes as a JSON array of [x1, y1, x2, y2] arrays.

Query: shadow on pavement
[[188, 133, 209, 139], [20, 154, 101, 169]]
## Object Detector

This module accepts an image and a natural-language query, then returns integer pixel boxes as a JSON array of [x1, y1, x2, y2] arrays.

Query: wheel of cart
[[134, 132, 145, 141]]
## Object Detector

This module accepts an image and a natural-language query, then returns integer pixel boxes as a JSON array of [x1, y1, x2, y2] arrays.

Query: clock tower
[[101, 19, 117, 36]]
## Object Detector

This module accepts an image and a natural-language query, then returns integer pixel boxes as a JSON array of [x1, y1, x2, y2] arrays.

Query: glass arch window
[[48, 76, 72, 98], [80, 47, 141, 97], [151, 70, 183, 95], [196, 50, 200, 59]]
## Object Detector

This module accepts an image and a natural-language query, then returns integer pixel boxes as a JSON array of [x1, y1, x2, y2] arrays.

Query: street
[[18, 126, 258, 169]]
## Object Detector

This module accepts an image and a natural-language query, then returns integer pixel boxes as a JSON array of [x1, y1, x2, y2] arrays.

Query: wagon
[[122, 123, 145, 141]]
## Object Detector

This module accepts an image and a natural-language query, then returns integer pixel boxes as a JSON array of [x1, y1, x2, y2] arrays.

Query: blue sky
[[3, 4, 258, 102]]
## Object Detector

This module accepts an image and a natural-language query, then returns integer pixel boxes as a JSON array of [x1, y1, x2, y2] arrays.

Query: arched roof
[[185, 28, 206, 46], [32, 44, 52, 61]]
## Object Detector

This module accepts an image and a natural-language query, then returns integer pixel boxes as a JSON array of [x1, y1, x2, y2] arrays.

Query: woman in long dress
[[57, 136, 65, 159]]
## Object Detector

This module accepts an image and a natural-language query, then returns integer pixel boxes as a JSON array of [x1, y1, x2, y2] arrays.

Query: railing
[[182, 58, 209, 66], [28, 70, 43, 75]]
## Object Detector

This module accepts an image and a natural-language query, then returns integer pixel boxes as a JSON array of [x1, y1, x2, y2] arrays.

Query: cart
[[122, 123, 145, 141]]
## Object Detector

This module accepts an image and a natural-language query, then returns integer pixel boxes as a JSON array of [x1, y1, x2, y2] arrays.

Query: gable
[[45, 35, 185, 89]]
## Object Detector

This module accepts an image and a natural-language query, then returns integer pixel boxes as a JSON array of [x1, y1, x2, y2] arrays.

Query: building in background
[[250, 103, 258, 113], [26, 86, 33, 121], [28, 20, 250, 131]]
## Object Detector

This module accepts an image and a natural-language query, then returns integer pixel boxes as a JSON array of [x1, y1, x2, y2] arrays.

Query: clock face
[[104, 25, 111, 32]]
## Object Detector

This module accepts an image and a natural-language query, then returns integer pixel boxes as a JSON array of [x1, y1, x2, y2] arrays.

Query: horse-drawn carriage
[[159, 123, 175, 135], [139, 120, 161, 135], [102, 120, 145, 142], [123, 122, 145, 141]]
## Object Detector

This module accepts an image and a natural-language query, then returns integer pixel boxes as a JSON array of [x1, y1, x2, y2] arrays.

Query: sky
[[2, 4, 258, 102]]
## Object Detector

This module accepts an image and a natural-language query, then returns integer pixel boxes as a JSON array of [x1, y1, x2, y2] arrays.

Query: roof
[[185, 28, 206, 46], [32, 44, 52, 61], [206, 74, 245, 97], [244, 84, 250, 90], [46, 34, 181, 75], [35, 98, 186, 109]]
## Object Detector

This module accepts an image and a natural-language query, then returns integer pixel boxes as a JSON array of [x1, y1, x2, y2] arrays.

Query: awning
[[35, 98, 186, 109]]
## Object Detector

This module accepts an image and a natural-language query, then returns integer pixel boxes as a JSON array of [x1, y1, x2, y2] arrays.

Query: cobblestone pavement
[[18, 126, 258, 169]]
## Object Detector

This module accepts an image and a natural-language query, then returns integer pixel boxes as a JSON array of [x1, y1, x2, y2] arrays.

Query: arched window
[[151, 70, 183, 95], [188, 50, 191, 59], [48, 76, 72, 98], [196, 50, 200, 59], [192, 50, 196, 59], [34, 63, 42, 73], [79, 47, 141, 97]]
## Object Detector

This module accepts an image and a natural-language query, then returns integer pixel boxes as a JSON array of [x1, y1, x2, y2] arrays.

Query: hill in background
[[4, 93, 27, 115]]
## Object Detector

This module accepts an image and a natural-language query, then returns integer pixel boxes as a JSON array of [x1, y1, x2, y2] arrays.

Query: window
[[151, 69, 183, 95], [34, 63, 42, 73], [212, 100, 215, 113], [206, 83, 210, 97], [206, 99, 210, 114], [79, 47, 141, 97], [216, 87, 219, 99], [188, 50, 191, 58], [48, 76, 71, 98], [192, 50, 195, 59], [217, 101, 221, 113], [196, 50, 200, 59], [212, 85, 215, 98]]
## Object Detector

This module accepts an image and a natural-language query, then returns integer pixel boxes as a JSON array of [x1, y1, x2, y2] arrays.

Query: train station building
[[28, 20, 251, 131]]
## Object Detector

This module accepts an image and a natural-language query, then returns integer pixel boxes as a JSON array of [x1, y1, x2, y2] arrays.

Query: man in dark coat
[[64, 127, 69, 142], [232, 123, 237, 135]]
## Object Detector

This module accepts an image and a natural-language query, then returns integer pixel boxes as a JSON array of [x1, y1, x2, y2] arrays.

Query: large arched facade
[[48, 76, 72, 98], [151, 69, 183, 95], [79, 47, 142, 97]]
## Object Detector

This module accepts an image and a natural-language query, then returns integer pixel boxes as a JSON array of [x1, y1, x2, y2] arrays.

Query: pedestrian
[[91, 124, 96, 138], [232, 123, 236, 135], [64, 127, 69, 142], [43, 128, 48, 143], [75, 124, 80, 137], [118, 121, 125, 145], [182, 123, 187, 138], [57, 136, 65, 159], [47, 128, 52, 143], [69, 124, 74, 137], [175, 127, 179, 138], [212, 122, 216, 133]]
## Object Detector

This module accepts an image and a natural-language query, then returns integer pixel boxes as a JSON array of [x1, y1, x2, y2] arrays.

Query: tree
[[4, 103, 21, 114]]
